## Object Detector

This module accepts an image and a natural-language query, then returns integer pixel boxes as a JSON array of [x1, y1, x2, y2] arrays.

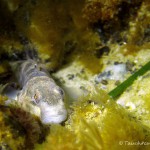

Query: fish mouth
[[41, 110, 67, 124], [39, 101, 67, 124], [41, 114, 67, 124]]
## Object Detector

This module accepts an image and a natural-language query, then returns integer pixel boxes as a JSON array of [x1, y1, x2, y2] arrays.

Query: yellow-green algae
[[125, 0, 150, 45], [36, 88, 150, 150], [0, 111, 25, 150], [83, 0, 122, 23], [117, 70, 150, 128], [1, 87, 150, 149], [0, 95, 49, 150], [0, 96, 25, 150], [12, 0, 104, 73]]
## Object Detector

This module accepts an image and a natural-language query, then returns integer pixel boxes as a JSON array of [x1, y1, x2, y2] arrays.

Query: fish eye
[[34, 94, 38, 100], [59, 88, 64, 96], [32, 93, 40, 104]]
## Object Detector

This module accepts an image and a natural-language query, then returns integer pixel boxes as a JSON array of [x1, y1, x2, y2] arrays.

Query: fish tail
[[23, 43, 39, 61], [18, 34, 39, 61]]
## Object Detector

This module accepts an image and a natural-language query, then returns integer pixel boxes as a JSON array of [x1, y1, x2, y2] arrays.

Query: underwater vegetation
[[109, 60, 150, 99], [36, 89, 150, 150], [0, 111, 25, 150], [0, 95, 49, 150], [0, 0, 150, 149]]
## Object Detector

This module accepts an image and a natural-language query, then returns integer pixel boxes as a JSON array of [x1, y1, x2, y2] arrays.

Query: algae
[[36, 90, 150, 150]]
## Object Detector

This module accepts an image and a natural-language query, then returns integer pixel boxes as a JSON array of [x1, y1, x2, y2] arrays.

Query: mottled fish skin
[[16, 59, 67, 124]]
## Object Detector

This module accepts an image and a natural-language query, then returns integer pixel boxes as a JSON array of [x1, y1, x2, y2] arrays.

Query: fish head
[[36, 84, 67, 124], [21, 78, 67, 124]]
